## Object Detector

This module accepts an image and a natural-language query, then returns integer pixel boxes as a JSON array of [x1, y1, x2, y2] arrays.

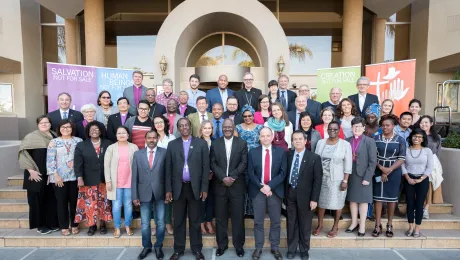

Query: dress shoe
[[216, 246, 228, 256], [252, 249, 262, 260], [169, 252, 184, 260], [138, 248, 152, 260], [113, 228, 121, 238], [286, 252, 295, 259], [271, 250, 283, 260], [155, 247, 164, 260], [300, 252, 310, 260], [236, 248, 245, 257], [193, 251, 205, 260], [87, 225, 97, 236], [345, 224, 359, 233], [358, 231, 365, 237]]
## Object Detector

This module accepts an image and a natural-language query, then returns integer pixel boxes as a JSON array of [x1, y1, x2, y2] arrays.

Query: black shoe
[[216, 246, 228, 256], [252, 249, 262, 260], [138, 248, 152, 260], [49, 227, 60, 232], [100, 221, 107, 235], [244, 214, 254, 219], [155, 247, 164, 260], [169, 252, 184, 260], [281, 208, 287, 218], [236, 248, 244, 257], [358, 231, 365, 237], [193, 251, 205, 260], [37, 227, 52, 235], [271, 250, 283, 260], [345, 224, 359, 233], [87, 225, 97, 236], [300, 252, 310, 260], [286, 252, 295, 259]]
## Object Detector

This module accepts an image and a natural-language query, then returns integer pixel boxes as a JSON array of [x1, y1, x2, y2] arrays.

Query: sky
[[117, 36, 157, 73]]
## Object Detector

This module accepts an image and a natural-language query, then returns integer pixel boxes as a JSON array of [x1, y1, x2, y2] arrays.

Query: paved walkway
[[1, 248, 459, 260]]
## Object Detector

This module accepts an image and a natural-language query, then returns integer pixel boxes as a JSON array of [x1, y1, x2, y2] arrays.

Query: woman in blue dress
[[235, 105, 263, 218], [372, 114, 406, 238]]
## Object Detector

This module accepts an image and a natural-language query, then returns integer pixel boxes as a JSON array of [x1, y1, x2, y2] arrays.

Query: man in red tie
[[247, 127, 287, 260]]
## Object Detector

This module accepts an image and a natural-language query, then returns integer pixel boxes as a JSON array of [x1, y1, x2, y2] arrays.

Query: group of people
[[18, 70, 443, 260]]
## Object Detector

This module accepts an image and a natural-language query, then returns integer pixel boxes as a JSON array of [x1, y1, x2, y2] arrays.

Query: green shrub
[[442, 131, 460, 149]]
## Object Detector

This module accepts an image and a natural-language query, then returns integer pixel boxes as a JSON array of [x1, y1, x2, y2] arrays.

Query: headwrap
[[241, 104, 255, 115], [365, 103, 381, 118]]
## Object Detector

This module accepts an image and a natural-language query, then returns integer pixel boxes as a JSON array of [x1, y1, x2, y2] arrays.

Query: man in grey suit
[[123, 70, 148, 115], [132, 130, 166, 260]]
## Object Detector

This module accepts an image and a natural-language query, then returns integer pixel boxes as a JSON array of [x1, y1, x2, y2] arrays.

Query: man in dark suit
[[206, 75, 234, 112], [321, 88, 342, 113], [178, 91, 197, 117], [146, 88, 167, 118], [165, 118, 210, 260], [288, 96, 322, 130], [123, 70, 148, 115], [234, 72, 262, 111], [210, 119, 248, 257], [348, 76, 379, 117], [107, 97, 134, 142], [286, 130, 323, 260], [297, 85, 322, 125], [248, 127, 287, 260], [47, 92, 84, 131], [222, 96, 243, 125], [132, 130, 167, 260], [278, 75, 297, 111]]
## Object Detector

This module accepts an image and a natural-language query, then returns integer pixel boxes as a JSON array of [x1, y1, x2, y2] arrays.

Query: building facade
[[0, 0, 459, 139]]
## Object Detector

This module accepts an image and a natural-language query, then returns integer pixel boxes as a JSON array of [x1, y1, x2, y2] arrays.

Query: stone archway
[[153, 0, 290, 92]]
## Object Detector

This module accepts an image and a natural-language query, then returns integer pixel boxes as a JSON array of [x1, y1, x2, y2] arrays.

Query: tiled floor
[[1, 248, 459, 260]]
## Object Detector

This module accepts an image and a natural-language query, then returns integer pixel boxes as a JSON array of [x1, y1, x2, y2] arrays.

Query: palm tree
[[195, 52, 223, 67], [238, 60, 255, 67], [289, 43, 313, 62]]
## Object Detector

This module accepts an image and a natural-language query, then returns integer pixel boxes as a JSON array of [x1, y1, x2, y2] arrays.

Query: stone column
[[342, 0, 363, 66], [84, 0, 105, 66], [65, 19, 78, 64], [374, 18, 386, 63]]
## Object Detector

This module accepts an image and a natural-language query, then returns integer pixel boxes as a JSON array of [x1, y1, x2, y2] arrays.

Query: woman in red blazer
[[315, 107, 345, 139]]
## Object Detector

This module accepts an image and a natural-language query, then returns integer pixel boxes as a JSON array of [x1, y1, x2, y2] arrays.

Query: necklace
[[63, 138, 72, 155], [91, 138, 101, 145], [410, 147, 423, 159]]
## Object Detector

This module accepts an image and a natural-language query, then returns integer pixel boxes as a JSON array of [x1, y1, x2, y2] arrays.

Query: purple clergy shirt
[[120, 113, 128, 125], [179, 105, 187, 116], [182, 138, 192, 181], [133, 85, 142, 107]]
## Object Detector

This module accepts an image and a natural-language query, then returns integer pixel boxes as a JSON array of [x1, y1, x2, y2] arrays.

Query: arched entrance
[[152, 0, 290, 92]]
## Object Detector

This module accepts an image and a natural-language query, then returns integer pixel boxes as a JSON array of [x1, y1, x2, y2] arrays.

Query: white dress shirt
[[157, 134, 176, 149], [219, 89, 229, 111], [146, 146, 158, 166], [224, 137, 233, 176], [261, 145, 273, 183], [358, 93, 367, 112], [60, 109, 70, 119], [289, 149, 305, 184]]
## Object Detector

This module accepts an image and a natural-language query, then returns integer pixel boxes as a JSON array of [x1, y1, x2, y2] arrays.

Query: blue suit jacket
[[247, 145, 287, 199], [206, 88, 234, 112]]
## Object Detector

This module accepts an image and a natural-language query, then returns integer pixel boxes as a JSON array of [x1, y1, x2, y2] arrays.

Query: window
[[287, 36, 332, 75], [41, 6, 65, 84], [384, 6, 411, 62], [0, 83, 13, 113], [115, 36, 157, 74], [196, 45, 254, 67]]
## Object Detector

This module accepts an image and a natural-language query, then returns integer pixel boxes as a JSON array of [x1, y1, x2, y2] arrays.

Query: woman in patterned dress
[[74, 121, 113, 236], [46, 119, 83, 236], [372, 114, 406, 238], [235, 105, 263, 217]]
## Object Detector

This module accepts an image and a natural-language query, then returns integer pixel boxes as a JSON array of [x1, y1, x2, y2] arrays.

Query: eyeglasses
[[138, 108, 149, 111], [83, 110, 96, 113], [227, 103, 237, 106], [327, 128, 339, 132], [352, 125, 364, 128], [413, 136, 424, 139], [101, 96, 111, 99], [90, 128, 100, 132], [38, 122, 50, 125], [243, 115, 253, 118], [243, 78, 254, 81], [60, 126, 72, 130], [146, 94, 155, 97], [154, 122, 164, 125], [117, 132, 128, 135]]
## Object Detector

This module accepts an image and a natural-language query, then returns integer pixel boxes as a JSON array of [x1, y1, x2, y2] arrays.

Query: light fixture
[[277, 56, 285, 76], [159, 55, 167, 76]]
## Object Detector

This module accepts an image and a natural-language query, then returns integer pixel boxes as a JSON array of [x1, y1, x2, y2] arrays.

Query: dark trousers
[[404, 175, 429, 225], [27, 184, 58, 230], [286, 186, 313, 255], [172, 183, 202, 253], [202, 179, 214, 223], [53, 180, 78, 229], [214, 186, 245, 249], [253, 192, 281, 250]]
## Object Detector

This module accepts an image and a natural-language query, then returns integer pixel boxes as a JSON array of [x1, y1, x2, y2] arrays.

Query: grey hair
[[81, 103, 97, 113], [356, 76, 370, 85], [299, 84, 310, 90], [162, 78, 173, 86], [330, 87, 342, 93], [179, 90, 188, 97], [278, 74, 289, 82], [243, 72, 254, 78]]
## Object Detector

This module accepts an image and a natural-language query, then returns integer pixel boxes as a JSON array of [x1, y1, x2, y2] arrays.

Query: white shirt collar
[[359, 93, 367, 98], [60, 108, 70, 113], [146, 146, 157, 153]]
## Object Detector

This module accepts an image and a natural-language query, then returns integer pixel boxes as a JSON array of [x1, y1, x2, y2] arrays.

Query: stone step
[[7, 175, 22, 187], [2, 212, 459, 230], [0, 228, 459, 248], [0, 199, 28, 213], [0, 186, 26, 199]]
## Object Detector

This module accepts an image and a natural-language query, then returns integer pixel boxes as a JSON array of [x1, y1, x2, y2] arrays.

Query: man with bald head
[[248, 127, 287, 260], [348, 76, 379, 117], [321, 87, 342, 113], [206, 74, 234, 112]]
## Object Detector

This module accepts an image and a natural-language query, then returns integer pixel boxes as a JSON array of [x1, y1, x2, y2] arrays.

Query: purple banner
[[47, 63, 98, 112]]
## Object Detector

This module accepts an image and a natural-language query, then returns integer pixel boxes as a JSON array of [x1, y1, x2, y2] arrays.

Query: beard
[[227, 109, 237, 115]]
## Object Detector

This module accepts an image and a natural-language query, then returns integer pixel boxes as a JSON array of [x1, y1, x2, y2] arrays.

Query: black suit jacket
[[75, 120, 107, 140], [278, 89, 297, 111], [321, 101, 338, 113], [47, 109, 84, 132], [165, 137, 210, 200], [74, 139, 112, 186], [183, 105, 197, 117], [285, 149, 323, 211], [235, 88, 262, 111], [148, 103, 167, 118], [210, 137, 248, 196], [222, 111, 243, 125], [348, 93, 379, 117], [107, 112, 134, 142], [247, 145, 287, 199]]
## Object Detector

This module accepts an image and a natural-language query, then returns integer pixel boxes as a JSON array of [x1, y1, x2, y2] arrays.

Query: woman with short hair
[[77, 103, 107, 140], [315, 107, 345, 139], [267, 80, 279, 104], [298, 111, 321, 152], [254, 94, 271, 125], [96, 90, 119, 127]]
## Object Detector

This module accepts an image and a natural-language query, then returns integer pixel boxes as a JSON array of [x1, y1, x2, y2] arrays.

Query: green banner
[[316, 66, 361, 103]]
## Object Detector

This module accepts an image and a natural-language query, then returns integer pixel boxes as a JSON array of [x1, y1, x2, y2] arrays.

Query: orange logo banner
[[365, 59, 416, 116]]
